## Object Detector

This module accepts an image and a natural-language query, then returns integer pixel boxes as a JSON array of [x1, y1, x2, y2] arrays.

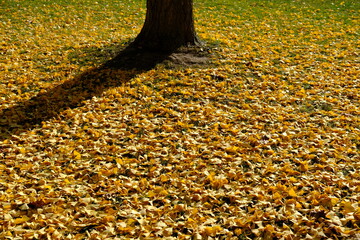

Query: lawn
[[1, 0, 359, 239]]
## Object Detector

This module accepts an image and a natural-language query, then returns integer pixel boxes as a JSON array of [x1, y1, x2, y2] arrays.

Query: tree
[[131, 0, 201, 51]]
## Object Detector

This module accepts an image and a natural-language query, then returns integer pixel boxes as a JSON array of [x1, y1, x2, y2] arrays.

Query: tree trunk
[[131, 0, 201, 51]]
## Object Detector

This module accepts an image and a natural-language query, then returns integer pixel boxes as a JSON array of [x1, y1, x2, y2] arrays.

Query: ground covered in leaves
[[1, 0, 360, 239]]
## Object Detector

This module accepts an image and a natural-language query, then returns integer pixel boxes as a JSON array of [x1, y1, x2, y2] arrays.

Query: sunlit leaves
[[1, 0, 360, 239]]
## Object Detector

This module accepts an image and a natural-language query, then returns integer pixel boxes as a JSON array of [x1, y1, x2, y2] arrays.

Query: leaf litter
[[0, 0, 359, 239]]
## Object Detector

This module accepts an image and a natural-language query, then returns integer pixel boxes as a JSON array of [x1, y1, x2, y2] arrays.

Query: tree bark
[[131, 0, 201, 51]]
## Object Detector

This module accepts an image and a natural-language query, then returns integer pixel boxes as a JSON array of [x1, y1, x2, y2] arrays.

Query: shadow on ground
[[0, 46, 173, 141]]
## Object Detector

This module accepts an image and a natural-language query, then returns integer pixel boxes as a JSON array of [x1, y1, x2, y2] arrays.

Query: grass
[[1, 0, 360, 239]]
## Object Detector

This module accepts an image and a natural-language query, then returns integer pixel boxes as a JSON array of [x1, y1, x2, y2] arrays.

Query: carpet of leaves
[[1, 0, 359, 239]]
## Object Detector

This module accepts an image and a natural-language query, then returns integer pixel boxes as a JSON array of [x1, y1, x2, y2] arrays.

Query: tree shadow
[[0, 46, 172, 141]]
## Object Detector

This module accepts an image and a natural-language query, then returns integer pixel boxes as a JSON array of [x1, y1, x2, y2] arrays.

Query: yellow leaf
[[174, 204, 186, 212], [14, 216, 30, 225], [126, 218, 138, 226], [342, 201, 355, 213], [43, 185, 52, 190], [139, 178, 148, 189], [235, 228, 243, 235], [102, 215, 115, 223], [73, 150, 81, 160], [147, 191, 156, 198], [204, 226, 222, 236], [264, 224, 275, 232], [115, 158, 123, 165], [3, 203, 11, 210], [63, 178, 71, 185], [242, 103, 251, 110], [159, 189, 168, 196], [331, 197, 339, 206], [286, 199, 296, 205], [276, 184, 287, 192], [289, 177, 297, 183], [299, 161, 309, 172], [225, 146, 240, 154], [288, 188, 297, 197], [160, 175, 169, 182], [273, 192, 282, 199]]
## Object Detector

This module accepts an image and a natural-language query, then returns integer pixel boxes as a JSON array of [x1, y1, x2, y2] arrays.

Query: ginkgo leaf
[[13, 216, 30, 225], [341, 201, 355, 213], [203, 226, 223, 236], [73, 150, 82, 160], [288, 188, 297, 197]]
